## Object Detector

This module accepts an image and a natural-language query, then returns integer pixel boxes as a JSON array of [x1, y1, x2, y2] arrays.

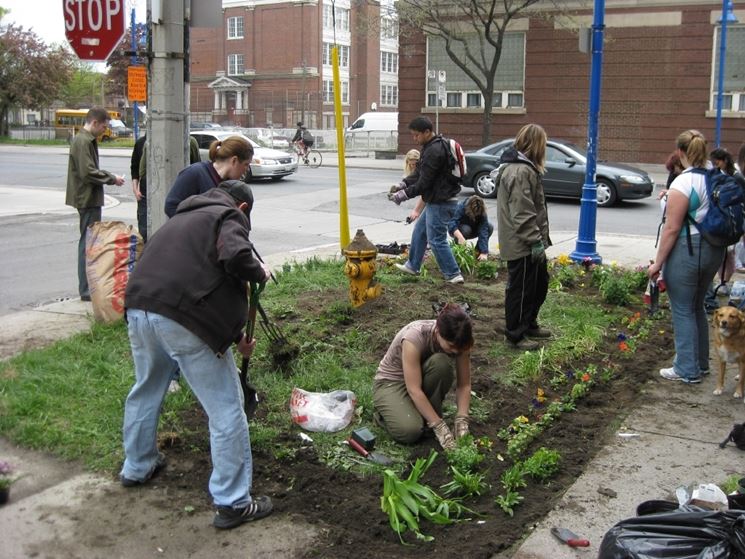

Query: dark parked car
[[463, 139, 654, 207]]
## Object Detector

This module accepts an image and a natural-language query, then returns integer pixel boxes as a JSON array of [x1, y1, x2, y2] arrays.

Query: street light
[[715, 0, 738, 147]]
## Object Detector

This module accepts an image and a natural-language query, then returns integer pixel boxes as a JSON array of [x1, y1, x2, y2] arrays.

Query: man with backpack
[[388, 116, 464, 283]]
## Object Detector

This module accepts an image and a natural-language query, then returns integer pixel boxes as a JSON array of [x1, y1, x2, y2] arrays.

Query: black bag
[[598, 504, 745, 559], [719, 423, 745, 450]]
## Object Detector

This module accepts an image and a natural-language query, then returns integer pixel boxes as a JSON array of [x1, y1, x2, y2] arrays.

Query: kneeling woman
[[372, 304, 474, 451]]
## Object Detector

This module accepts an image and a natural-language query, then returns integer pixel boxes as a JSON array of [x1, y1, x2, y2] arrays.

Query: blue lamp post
[[570, 0, 606, 264], [715, 0, 738, 147]]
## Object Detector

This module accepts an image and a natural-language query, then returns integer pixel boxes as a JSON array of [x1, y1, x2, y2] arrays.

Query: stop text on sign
[[64, 0, 122, 33]]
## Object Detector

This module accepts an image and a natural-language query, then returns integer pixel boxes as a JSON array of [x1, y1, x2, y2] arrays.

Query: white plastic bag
[[289, 388, 356, 432]]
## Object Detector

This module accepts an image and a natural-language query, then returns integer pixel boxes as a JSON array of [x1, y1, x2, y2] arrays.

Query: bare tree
[[396, 0, 582, 144]]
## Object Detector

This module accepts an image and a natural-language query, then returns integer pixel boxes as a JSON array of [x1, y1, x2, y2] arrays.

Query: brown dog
[[712, 306, 745, 399]]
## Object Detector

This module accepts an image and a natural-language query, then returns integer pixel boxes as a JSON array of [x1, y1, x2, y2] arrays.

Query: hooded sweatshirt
[[125, 188, 264, 354]]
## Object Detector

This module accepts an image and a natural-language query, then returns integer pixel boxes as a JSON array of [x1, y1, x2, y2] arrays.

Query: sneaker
[[167, 380, 181, 393], [505, 336, 540, 351], [700, 368, 711, 376], [447, 274, 465, 284], [394, 262, 419, 276], [525, 327, 552, 339], [213, 496, 273, 529], [80, 295, 91, 302], [659, 367, 702, 384], [121, 452, 167, 487]]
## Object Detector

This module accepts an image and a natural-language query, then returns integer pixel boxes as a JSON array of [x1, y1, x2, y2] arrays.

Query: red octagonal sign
[[64, 0, 126, 62]]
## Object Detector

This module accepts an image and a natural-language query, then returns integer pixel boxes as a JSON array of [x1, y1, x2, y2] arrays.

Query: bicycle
[[293, 142, 322, 168]]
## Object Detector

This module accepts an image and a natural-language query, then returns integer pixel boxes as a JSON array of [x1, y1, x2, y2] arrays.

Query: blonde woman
[[403, 149, 425, 224], [496, 124, 552, 351], [648, 130, 726, 383]]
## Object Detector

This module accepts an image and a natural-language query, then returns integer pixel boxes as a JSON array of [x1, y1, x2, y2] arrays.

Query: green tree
[[396, 0, 584, 145], [0, 20, 73, 135], [58, 65, 107, 108]]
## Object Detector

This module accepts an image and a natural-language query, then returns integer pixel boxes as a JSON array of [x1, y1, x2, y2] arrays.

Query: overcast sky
[[2, 0, 146, 46]]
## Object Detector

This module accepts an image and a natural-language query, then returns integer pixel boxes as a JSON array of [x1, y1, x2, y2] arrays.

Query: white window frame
[[228, 54, 244, 76], [381, 51, 398, 74], [227, 16, 244, 40], [710, 25, 745, 113], [323, 79, 349, 104], [323, 43, 350, 68], [380, 84, 398, 107], [426, 90, 524, 109], [381, 16, 398, 40]]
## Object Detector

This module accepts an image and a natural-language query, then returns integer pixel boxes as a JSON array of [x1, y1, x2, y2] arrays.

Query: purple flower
[[531, 398, 545, 409], [0, 460, 13, 476], [565, 369, 575, 380], [617, 333, 627, 342]]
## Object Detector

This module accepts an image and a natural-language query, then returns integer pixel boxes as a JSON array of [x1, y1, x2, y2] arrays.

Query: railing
[[9, 126, 57, 141]]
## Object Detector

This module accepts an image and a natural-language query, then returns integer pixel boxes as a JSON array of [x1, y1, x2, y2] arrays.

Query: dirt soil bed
[[143, 276, 674, 559]]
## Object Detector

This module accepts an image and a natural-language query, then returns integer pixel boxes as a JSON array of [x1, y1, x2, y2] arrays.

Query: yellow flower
[[557, 254, 571, 266], [517, 415, 529, 424]]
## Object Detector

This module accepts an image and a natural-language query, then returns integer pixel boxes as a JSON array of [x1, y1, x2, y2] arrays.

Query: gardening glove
[[388, 189, 410, 205], [530, 241, 546, 263], [454, 415, 470, 439], [429, 419, 456, 451], [389, 181, 406, 194]]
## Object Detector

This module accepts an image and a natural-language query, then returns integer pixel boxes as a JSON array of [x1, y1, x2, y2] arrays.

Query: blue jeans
[[77, 207, 101, 297], [406, 201, 461, 279], [663, 235, 725, 380], [122, 309, 253, 508]]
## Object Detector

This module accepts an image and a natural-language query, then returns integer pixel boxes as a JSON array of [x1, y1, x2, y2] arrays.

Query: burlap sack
[[85, 221, 143, 323]]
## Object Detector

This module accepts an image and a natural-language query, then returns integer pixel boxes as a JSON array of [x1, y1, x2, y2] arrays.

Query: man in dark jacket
[[120, 180, 273, 530], [130, 134, 147, 241], [388, 117, 464, 283]]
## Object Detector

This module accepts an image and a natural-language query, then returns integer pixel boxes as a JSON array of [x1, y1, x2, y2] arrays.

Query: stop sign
[[63, 0, 126, 62]]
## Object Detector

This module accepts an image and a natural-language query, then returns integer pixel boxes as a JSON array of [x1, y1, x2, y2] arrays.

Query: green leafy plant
[[445, 435, 484, 471], [0, 460, 17, 490], [475, 260, 498, 280], [380, 450, 473, 544], [441, 466, 489, 498], [450, 241, 477, 276], [522, 448, 561, 481], [500, 463, 527, 492], [495, 490, 523, 516]]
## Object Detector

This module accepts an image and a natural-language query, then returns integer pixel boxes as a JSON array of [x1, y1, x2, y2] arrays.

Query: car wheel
[[596, 179, 617, 207], [473, 171, 497, 198], [242, 168, 254, 182]]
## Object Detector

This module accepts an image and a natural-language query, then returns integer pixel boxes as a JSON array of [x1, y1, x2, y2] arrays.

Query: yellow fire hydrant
[[343, 229, 382, 308]]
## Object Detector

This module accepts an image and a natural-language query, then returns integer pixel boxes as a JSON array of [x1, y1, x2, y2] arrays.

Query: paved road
[[0, 145, 664, 315]]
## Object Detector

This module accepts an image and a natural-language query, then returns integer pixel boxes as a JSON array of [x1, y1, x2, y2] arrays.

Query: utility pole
[[146, 0, 188, 236]]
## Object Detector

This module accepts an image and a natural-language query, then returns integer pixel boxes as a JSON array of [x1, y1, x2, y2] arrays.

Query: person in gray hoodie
[[494, 123, 552, 351]]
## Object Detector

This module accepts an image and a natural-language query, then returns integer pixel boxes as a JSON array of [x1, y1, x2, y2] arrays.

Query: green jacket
[[65, 129, 117, 209], [496, 150, 551, 261]]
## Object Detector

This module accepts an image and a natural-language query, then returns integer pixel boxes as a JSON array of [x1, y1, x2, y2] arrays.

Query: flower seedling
[[441, 466, 489, 498], [445, 435, 484, 472]]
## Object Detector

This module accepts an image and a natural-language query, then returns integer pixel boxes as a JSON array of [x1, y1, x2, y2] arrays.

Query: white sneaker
[[659, 367, 701, 384], [447, 274, 465, 284], [394, 262, 418, 276]]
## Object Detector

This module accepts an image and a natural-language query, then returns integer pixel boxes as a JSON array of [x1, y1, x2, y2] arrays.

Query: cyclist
[[291, 122, 314, 159]]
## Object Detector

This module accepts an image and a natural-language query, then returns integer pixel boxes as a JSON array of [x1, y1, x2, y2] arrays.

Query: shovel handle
[[347, 437, 369, 458], [566, 538, 590, 548]]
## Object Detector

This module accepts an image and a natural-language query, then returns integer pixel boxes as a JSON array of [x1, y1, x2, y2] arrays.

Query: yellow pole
[[331, 45, 350, 248]]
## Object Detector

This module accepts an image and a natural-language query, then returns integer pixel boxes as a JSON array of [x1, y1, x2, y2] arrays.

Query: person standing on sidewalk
[[648, 130, 726, 384], [130, 134, 147, 242], [65, 107, 125, 301], [495, 123, 552, 351], [372, 303, 474, 450], [120, 180, 274, 530], [388, 117, 464, 283]]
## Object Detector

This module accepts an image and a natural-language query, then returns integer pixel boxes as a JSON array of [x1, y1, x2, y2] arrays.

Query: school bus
[[54, 109, 121, 141]]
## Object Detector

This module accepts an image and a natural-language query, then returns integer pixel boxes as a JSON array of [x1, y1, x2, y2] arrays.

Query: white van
[[346, 112, 398, 135]]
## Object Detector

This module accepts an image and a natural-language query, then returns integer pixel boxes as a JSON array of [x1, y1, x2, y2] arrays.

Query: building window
[[323, 80, 349, 104], [228, 54, 244, 76], [324, 5, 349, 32], [426, 32, 525, 109], [381, 16, 398, 40], [712, 26, 745, 112], [466, 93, 481, 107], [381, 51, 398, 74], [227, 16, 244, 39], [381, 84, 398, 106], [323, 43, 350, 68]]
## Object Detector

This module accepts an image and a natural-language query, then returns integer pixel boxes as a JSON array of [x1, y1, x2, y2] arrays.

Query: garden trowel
[[551, 527, 590, 548], [347, 436, 393, 466]]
